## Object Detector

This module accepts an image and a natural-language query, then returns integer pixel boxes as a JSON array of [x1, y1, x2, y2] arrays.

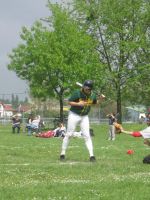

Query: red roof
[[4, 104, 13, 111]]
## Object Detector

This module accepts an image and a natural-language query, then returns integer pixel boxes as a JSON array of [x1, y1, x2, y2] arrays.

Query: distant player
[[60, 80, 105, 161]]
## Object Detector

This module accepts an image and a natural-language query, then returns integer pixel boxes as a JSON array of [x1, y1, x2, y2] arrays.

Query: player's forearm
[[69, 101, 84, 106]]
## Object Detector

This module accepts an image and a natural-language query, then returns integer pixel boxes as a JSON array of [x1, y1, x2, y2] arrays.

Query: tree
[[8, 3, 102, 121], [11, 94, 19, 109], [11, 94, 15, 108], [72, 0, 150, 122]]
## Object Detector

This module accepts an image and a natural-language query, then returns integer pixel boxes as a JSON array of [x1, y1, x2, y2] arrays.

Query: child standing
[[107, 113, 117, 141]]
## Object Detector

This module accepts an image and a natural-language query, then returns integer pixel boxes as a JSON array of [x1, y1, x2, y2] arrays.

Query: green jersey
[[69, 89, 97, 116]]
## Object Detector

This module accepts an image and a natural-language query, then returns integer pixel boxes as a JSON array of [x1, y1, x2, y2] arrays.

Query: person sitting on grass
[[53, 122, 66, 138], [35, 130, 55, 138], [26, 115, 33, 132], [27, 115, 40, 135], [35, 122, 66, 138], [12, 114, 21, 134]]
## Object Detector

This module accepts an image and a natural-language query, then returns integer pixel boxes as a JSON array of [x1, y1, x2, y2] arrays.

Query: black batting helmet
[[83, 80, 94, 89]]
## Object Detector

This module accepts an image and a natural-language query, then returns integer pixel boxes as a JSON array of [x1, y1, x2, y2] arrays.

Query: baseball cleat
[[60, 154, 65, 161], [90, 156, 96, 162]]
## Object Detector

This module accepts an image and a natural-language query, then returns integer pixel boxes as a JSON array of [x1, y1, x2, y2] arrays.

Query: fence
[[0, 117, 108, 127], [0, 117, 135, 128]]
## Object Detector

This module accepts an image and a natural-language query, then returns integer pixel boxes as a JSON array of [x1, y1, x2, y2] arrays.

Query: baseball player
[[60, 80, 105, 161], [122, 126, 150, 146]]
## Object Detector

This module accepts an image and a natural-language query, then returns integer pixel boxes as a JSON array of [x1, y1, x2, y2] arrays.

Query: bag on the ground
[[143, 154, 150, 164]]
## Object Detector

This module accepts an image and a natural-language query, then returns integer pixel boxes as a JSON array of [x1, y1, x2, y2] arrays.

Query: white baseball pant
[[60, 111, 94, 157]]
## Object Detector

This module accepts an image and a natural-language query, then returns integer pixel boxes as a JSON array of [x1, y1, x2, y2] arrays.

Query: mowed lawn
[[0, 123, 150, 200]]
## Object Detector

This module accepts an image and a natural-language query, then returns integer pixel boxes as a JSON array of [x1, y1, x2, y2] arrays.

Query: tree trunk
[[116, 88, 122, 124], [59, 95, 64, 122]]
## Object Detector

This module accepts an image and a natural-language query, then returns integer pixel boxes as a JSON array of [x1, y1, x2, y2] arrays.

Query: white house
[[0, 102, 13, 118], [0, 103, 4, 118]]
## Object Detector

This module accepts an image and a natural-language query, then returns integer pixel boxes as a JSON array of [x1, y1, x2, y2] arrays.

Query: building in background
[[0, 102, 14, 118]]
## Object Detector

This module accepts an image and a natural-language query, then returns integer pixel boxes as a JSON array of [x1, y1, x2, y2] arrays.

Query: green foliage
[[7, 0, 150, 121], [11, 94, 19, 109], [8, 3, 102, 120], [8, 5, 100, 94], [73, 0, 150, 121], [0, 123, 150, 200]]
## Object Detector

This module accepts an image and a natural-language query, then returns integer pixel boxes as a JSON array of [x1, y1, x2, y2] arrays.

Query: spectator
[[26, 115, 33, 132], [27, 115, 40, 135], [146, 113, 150, 126], [12, 114, 21, 134], [35, 122, 66, 138], [38, 119, 45, 132], [107, 113, 117, 141], [53, 122, 66, 138]]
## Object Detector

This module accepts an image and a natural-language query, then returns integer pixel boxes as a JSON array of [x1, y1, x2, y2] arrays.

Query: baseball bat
[[76, 82, 83, 87]]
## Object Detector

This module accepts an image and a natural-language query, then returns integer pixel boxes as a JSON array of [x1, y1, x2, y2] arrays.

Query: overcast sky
[[0, 0, 63, 100]]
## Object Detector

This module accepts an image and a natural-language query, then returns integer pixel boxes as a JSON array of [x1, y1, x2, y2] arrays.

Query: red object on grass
[[127, 149, 134, 154]]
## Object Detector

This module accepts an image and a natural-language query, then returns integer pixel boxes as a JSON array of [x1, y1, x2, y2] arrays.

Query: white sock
[[85, 138, 94, 157], [61, 136, 70, 155]]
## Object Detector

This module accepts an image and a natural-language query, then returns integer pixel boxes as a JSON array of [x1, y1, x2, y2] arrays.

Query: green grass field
[[0, 123, 150, 200]]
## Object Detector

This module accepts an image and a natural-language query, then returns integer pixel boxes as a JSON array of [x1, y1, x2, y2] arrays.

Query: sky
[[0, 0, 63, 101]]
